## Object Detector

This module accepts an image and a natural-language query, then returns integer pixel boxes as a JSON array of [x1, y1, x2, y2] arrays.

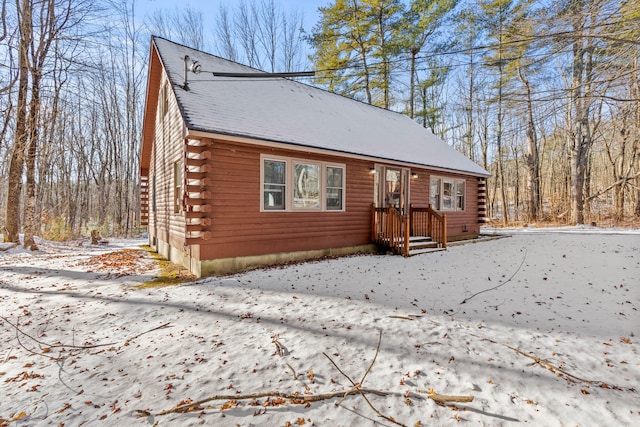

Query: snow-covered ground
[[1, 229, 638, 426]]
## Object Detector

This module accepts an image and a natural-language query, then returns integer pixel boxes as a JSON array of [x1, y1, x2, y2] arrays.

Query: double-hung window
[[430, 176, 465, 212], [455, 181, 465, 210], [160, 81, 169, 119], [430, 178, 441, 209], [263, 159, 287, 210], [261, 156, 345, 212], [325, 166, 344, 210], [173, 160, 183, 214]]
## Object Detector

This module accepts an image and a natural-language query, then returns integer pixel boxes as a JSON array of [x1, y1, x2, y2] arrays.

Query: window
[[174, 161, 183, 214], [293, 162, 320, 209], [261, 156, 345, 212], [152, 174, 157, 212], [456, 181, 465, 210], [430, 176, 465, 211], [430, 178, 441, 209], [161, 81, 169, 118], [326, 166, 344, 210], [385, 169, 401, 209], [442, 180, 454, 210], [263, 159, 286, 210]]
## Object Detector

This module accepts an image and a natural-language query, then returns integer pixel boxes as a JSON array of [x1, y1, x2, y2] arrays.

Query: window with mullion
[[456, 181, 465, 210], [263, 159, 286, 210], [430, 176, 465, 212], [430, 178, 441, 209], [325, 166, 344, 210], [173, 160, 183, 214]]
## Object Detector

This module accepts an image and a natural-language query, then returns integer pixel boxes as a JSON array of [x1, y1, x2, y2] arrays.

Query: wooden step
[[409, 241, 439, 251], [409, 247, 446, 256]]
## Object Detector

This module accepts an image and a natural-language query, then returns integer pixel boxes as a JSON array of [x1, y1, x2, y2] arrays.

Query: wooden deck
[[371, 204, 447, 257]]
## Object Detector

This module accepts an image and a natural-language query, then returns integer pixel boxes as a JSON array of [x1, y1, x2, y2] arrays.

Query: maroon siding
[[425, 170, 482, 239], [177, 138, 484, 262], [198, 139, 375, 261]]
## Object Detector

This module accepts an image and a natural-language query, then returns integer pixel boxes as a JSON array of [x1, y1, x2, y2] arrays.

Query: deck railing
[[371, 205, 410, 256], [410, 204, 447, 248], [372, 204, 447, 255]]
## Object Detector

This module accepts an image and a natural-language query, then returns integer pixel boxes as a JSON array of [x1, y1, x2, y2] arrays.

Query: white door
[[375, 166, 409, 213]]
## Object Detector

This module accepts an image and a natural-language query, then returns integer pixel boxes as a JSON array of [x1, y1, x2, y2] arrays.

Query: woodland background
[[1, 0, 639, 246]]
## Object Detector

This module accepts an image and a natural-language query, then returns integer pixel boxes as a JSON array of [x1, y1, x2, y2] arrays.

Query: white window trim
[[292, 159, 322, 210], [261, 156, 289, 211], [324, 163, 346, 211], [430, 176, 466, 212], [260, 154, 346, 212], [160, 80, 169, 119], [173, 160, 183, 215]]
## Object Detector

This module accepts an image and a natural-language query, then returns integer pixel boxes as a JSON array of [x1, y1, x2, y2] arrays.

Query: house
[[140, 37, 490, 277]]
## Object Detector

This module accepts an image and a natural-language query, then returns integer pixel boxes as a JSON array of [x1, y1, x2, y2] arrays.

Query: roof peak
[[146, 36, 490, 177]]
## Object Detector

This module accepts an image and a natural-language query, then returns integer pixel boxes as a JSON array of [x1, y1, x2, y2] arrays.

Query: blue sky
[[135, 0, 326, 32]]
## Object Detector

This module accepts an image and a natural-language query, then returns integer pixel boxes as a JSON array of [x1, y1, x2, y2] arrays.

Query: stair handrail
[[371, 204, 409, 255], [426, 204, 447, 248]]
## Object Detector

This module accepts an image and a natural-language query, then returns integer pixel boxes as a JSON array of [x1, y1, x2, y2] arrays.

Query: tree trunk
[[569, 32, 586, 224], [518, 68, 541, 222], [569, 5, 596, 225], [358, 42, 372, 105], [466, 53, 475, 161], [497, 60, 508, 225], [5, 0, 32, 243], [409, 50, 416, 118], [22, 71, 41, 249]]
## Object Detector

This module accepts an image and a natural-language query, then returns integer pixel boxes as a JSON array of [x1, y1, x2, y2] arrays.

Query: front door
[[375, 166, 409, 213]]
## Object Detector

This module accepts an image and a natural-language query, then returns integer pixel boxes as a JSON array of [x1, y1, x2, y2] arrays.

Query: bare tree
[[215, 4, 237, 62], [145, 5, 206, 50], [5, 0, 32, 243], [213, 0, 306, 72]]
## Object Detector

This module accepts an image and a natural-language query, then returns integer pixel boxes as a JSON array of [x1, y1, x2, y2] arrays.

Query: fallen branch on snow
[[470, 333, 626, 390], [147, 331, 475, 422], [124, 322, 171, 345], [460, 249, 527, 304], [507, 344, 601, 384], [421, 391, 475, 404], [145, 388, 390, 416], [323, 330, 408, 426], [1, 315, 170, 360], [271, 333, 286, 357]]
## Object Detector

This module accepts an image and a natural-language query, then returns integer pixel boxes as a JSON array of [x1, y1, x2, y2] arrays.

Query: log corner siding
[[140, 37, 491, 277]]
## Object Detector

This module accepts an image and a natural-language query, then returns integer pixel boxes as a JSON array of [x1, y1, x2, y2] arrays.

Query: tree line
[[0, 0, 308, 246], [309, 0, 640, 225], [1, 0, 638, 248]]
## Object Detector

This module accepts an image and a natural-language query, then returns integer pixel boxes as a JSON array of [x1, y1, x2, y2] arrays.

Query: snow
[[152, 37, 489, 177], [1, 230, 638, 426]]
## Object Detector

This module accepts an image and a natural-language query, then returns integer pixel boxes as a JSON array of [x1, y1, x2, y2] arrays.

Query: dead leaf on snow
[[11, 411, 27, 421], [220, 400, 238, 411]]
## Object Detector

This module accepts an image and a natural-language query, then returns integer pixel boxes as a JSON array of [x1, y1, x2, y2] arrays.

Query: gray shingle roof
[[153, 37, 490, 177]]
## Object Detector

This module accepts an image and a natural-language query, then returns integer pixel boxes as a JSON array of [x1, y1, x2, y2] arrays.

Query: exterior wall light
[[411, 173, 418, 179], [369, 167, 376, 174]]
